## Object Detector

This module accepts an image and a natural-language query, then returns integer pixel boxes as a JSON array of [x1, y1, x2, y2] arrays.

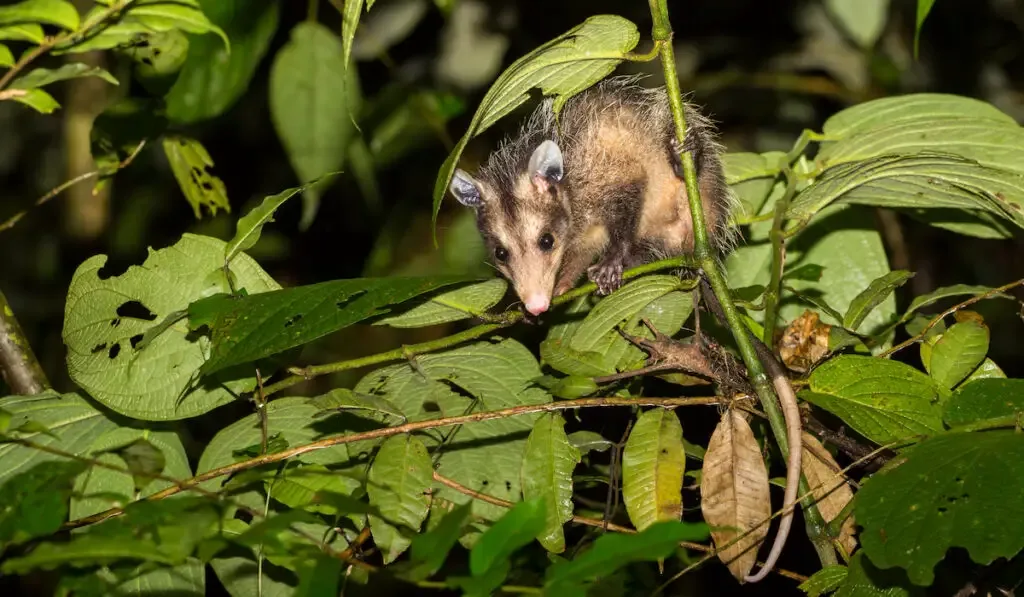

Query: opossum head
[[450, 140, 570, 316]]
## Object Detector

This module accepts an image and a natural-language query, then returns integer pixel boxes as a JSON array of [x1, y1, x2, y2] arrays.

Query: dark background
[[1, 0, 1023, 595]]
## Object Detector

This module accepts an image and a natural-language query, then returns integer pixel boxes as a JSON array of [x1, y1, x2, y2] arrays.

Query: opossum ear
[[529, 140, 563, 192], [450, 169, 483, 208]]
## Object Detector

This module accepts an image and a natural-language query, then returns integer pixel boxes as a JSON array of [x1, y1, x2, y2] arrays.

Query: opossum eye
[[494, 246, 509, 263], [538, 233, 554, 251]]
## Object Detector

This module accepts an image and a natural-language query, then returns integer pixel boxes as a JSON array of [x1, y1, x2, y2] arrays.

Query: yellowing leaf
[[801, 432, 857, 557], [700, 409, 770, 581], [622, 409, 685, 531]]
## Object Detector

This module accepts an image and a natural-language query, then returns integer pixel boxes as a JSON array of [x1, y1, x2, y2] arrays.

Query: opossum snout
[[523, 293, 550, 315]]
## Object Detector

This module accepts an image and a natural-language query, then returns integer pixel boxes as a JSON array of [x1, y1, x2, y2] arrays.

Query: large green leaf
[[0, 392, 118, 487], [924, 321, 989, 390], [520, 413, 580, 553], [353, 339, 551, 530], [856, 430, 1024, 586], [943, 378, 1024, 427], [372, 279, 509, 328], [464, 498, 548, 595], [0, 462, 85, 548], [843, 270, 914, 332], [269, 21, 361, 228], [803, 355, 944, 444], [165, 0, 279, 123], [0, 0, 79, 30], [63, 234, 280, 421], [432, 15, 639, 229], [188, 275, 475, 376], [821, 94, 1015, 139], [367, 435, 433, 563], [835, 552, 920, 597]]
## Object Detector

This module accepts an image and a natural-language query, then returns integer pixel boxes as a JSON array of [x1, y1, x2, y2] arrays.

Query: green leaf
[[10, 63, 118, 89], [539, 338, 614, 378], [112, 438, 166, 492], [0, 461, 85, 548], [0, 23, 42, 42], [914, 0, 937, 58], [70, 427, 192, 520], [162, 137, 230, 218], [547, 375, 599, 399], [835, 552, 920, 597], [348, 0, 427, 61], [123, 29, 190, 83], [469, 498, 547, 581], [367, 435, 433, 563], [825, 0, 889, 49], [520, 413, 581, 553], [225, 184, 305, 265], [165, 0, 278, 123], [843, 270, 914, 332], [804, 355, 944, 444], [785, 264, 826, 282], [0, 0, 79, 30], [856, 430, 1024, 585], [570, 276, 682, 352], [943, 378, 1024, 427], [269, 21, 360, 229], [354, 339, 551, 529], [295, 553, 342, 597], [340, 0, 363, 66], [63, 234, 280, 421], [544, 521, 709, 595], [924, 321, 989, 390], [373, 279, 509, 328], [404, 502, 472, 581], [115, 0, 228, 50], [960, 357, 1005, 385], [0, 393, 118, 488], [800, 565, 848, 597], [6, 87, 60, 113], [822, 94, 1015, 139], [0, 43, 12, 67], [902, 284, 1011, 324], [189, 275, 474, 376], [567, 431, 613, 454], [432, 15, 639, 233], [272, 463, 373, 516], [787, 153, 1024, 232], [622, 409, 685, 532], [309, 388, 406, 421]]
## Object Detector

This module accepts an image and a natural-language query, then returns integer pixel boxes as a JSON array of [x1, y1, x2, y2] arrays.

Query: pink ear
[[531, 174, 551, 195]]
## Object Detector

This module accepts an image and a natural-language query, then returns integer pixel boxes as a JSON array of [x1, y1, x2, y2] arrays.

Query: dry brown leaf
[[777, 310, 831, 373], [801, 432, 858, 556], [700, 409, 771, 581]]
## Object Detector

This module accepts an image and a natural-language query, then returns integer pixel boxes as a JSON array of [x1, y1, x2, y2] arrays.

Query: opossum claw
[[588, 257, 624, 295]]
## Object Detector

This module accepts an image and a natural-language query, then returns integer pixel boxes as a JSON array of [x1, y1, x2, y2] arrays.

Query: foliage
[[2, 0, 1024, 596]]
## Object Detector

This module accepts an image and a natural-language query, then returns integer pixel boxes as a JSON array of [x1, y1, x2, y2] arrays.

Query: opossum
[[448, 76, 802, 583]]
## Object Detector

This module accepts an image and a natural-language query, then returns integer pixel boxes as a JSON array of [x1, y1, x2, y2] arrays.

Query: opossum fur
[[448, 75, 740, 316]]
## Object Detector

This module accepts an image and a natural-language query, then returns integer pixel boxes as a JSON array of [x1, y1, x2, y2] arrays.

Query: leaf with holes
[[269, 21, 361, 229], [189, 275, 473, 376], [944, 378, 1024, 427], [803, 355, 943, 444], [544, 521, 709, 595], [924, 321, 990, 390], [0, 393, 118, 487], [700, 409, 770, 580], [843, 271, 914, 332], [622, 409, 685, 532], [520, 413, 580, 553], [63, 234, 280, 421], [432, 15, 639, 230], [856, 430, 1024, 586], [10, 64, 118, 90], [373, 279, 509, 328], [0, 0, 79, 30], [165, 0, 279, 123], [162, 137, 230, 218], [367, 435, 433, 563], [354, 339, 551, 532]]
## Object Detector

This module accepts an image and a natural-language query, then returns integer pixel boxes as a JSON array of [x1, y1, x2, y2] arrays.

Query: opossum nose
[[524, 294, 550, 315]]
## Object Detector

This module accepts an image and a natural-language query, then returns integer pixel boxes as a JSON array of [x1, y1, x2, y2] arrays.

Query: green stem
[[649, 0, 836, 570], [762, 167, 797, 346], [0, 286, 50, 395]]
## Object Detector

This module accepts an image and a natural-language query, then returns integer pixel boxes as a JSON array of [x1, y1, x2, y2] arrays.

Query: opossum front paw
[[669, 131, 698, 179], [588, 259, 624, 296]]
